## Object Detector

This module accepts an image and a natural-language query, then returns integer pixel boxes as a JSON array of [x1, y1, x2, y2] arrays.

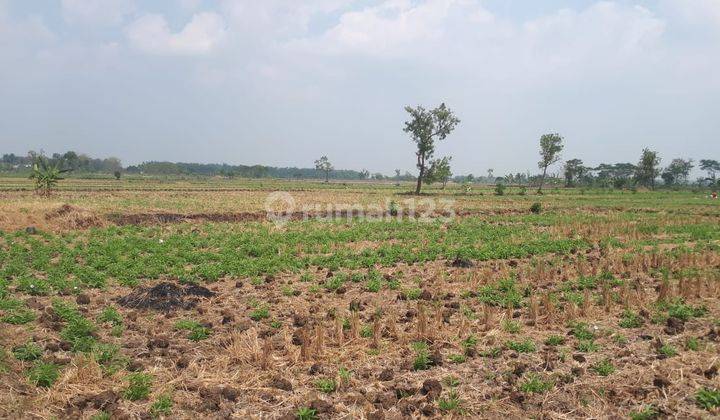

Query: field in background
[[1, 177, 719, 419]]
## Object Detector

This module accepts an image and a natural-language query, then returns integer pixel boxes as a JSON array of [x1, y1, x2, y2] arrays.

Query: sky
[[0, 0, 718, 176]]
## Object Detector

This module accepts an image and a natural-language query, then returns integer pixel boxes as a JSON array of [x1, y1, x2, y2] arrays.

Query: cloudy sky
[[1, 0, 718, 176]]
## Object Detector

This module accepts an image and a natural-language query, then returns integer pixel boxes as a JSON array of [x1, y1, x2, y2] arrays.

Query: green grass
[[296, 407, 318, 420], [544, 335, 565, 346], [696, 388, 720, 410], [619, 310, 644, 328], [13, 342, 43, 361], [438, 389, 463, 413], [576, 340, 600, 353], [506, 339, 536, 353], [519, 374, 553, 393], [124, 372, 153, 401], [315, 378, 336, 394], [629, 405, 659, 420], [658, 344, 678, 358], [27, 361, 60, 387], [591, 359, 615, 376], [150, 393, 173, 417], [174, 319, 211, 341]]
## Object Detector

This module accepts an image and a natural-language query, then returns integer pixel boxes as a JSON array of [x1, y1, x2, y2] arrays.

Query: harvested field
[[1, 182, 720, 419]]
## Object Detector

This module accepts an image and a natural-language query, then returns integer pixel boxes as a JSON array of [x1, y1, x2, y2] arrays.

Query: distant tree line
[[2, 151, 121, 173]]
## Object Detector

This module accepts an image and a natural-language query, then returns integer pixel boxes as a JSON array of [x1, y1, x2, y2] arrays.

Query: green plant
[[686, 337, 700, 351], [519, 374, 553, 393], [29, 156, 70, 196], [629, 405, 659, 420], [576, 340, 600, 353], [696, 387, 720, 410], [658, 344, 677, 358], [448, 354, 466, 363], [124, 372, 153, 401], [569, 322, 595, 340], [97, 306, 123, 326], [494, 183, 506, 196], [338, 367, 352, 384], [27, 361, 60, 387], [249, 306, 270, 321], [60, 317, 97, 352], [545, 335, 565, 346], [502, 319, 521, 334], [438, 389, 462, 412], [174, 319, 211, 341], [412, 341, 431, 370], [150, 393, 173, 417], [404, 288, 422, 300], [619, 310, 644, 328], [90, 411, 111, 420], [530, 202, 542, 214], [591, 359, 615, 376], [315, 378, 336, 394], [13, 342, 43, 361], [506, 339, 536, 353], [296, 407, 318, 420]]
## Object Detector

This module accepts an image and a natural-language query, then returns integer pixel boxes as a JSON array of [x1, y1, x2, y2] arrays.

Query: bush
[[530, 202, 542, 214], [494, 183, 506, 196]]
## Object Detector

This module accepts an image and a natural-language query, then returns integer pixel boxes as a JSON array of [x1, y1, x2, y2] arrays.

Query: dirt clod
[[420, 379, 442, 401], [117, 282, 215, 311]]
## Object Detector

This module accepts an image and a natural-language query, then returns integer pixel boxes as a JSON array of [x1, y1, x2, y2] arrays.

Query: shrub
[[494, 183, 506, 196], [530, 202, 542, 214]]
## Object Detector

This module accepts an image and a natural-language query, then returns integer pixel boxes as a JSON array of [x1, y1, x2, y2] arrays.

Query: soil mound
[[117, 282, 215, 311]]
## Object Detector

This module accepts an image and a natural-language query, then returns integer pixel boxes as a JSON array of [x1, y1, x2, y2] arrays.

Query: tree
[[314, 156, 333, 183], [359, 169, 370, 180], [662, 158, 694, 185], [634, 148, 661, 189], [394, 169, 401, 179], [114, 170, 122, 180], [403, 103, 460, 194], [29, 156, 69, 196], [425, 156, 452, 189], [537, 133, 564, 193], [700, 159, 720, 183], [563, 158, 585, 187], [486, 169, 494, 184]]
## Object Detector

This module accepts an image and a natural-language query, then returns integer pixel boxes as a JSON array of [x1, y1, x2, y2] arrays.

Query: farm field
[[1, 179, 720, 419]]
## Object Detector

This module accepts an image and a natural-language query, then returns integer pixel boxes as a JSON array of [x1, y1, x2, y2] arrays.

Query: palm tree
[[29, 157, 69, 196]]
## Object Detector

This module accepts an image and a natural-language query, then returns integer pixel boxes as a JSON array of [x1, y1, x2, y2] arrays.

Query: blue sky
[[1, 0, 718, 176]]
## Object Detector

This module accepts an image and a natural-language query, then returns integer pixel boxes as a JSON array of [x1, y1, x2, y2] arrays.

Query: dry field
[[1, 178, 719, 419]]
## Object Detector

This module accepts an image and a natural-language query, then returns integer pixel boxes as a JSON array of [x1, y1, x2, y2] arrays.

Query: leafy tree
[[537, 133, 564, 193], [486, 169, 494, 184], [29, 156, 69, 196], [403, 103, 460, 194], [662, 158, 694, 186], [700, 159, 720, 183], [425, 156, 452, 188], [634, 148, 661, 189], [359, 169, 370, 180], [394, 169, 401, 179], [563, 158, 586, 187], [314, 156, 333, 183], [113, 170, 122, 180]]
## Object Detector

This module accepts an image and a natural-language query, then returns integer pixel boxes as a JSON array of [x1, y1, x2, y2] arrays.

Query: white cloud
[[61, 0, 135, 26], [125, 12, 227, 55], [662, 0, 720, 26]]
